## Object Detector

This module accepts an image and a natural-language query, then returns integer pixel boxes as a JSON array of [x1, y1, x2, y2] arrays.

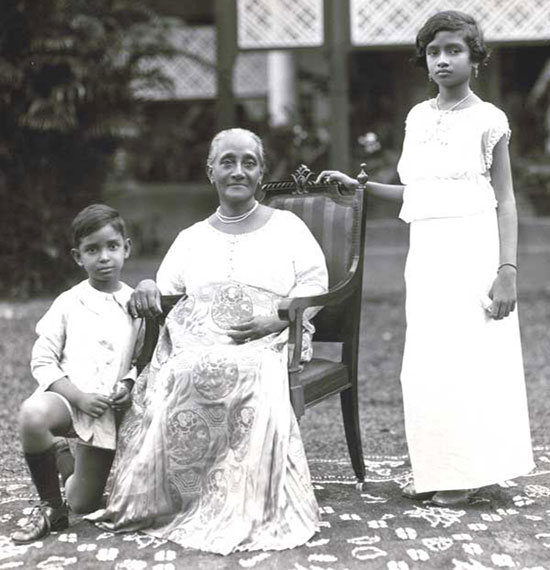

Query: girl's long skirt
[[401, 209, 534, 492]]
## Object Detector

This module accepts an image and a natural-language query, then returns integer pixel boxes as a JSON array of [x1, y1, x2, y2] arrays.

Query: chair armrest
[[136, 293, 187, 373], [277, 269, 360, 322], [161, 294, 185, 315], [279, 269, 360, 377]]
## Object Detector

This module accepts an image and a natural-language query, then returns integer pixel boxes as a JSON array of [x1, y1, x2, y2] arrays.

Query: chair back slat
[[267, 195, 355, 287]]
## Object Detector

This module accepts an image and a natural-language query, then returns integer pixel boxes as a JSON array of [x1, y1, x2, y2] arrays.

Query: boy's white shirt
[[31, 280, 144, 396]]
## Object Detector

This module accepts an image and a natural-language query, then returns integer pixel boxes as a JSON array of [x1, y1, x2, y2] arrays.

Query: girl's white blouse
[[397, 100, 511, 222]]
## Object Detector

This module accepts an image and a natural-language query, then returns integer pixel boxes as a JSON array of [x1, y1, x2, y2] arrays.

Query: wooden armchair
[[259, 164, 368, 487], [136, 164, 369, 488]]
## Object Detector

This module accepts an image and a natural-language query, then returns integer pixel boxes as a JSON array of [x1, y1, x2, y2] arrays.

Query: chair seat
[[300, 358, 351, 408]]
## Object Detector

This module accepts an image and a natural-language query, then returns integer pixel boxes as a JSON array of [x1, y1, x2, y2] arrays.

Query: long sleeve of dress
[[156, 231, 188, 295], [288, 216, 328, 298], [287, 214, 329, 321]]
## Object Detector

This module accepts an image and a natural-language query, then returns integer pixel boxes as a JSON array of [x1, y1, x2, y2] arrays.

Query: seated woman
[[88, 128, 329, 555]]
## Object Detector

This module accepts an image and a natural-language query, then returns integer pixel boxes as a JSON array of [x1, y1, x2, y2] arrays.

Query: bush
[[0, 0, 176, 297], [513, 158, 550, 216]]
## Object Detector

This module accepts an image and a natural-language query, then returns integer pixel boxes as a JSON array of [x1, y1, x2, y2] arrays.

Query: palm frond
[[19, 98, 78, 132], [85, 116, 140, 140]]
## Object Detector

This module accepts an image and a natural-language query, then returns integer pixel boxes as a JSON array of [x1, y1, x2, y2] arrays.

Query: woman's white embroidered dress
[[397, 101, 534, 492], [88, 209, 328, 554]]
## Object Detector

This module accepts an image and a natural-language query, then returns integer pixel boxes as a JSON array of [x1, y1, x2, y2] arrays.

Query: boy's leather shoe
[[11, 502, 69, 544]]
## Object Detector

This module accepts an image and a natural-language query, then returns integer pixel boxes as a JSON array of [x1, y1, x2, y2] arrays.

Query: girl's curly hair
[[415, 10, 489, 69]]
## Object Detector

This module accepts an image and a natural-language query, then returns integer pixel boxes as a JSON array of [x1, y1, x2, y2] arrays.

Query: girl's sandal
[[401, 482, 435, 500], [431, 489, 478, 507]]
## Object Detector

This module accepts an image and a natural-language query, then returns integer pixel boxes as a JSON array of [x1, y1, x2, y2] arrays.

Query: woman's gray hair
[[206, 128, 266, 174]]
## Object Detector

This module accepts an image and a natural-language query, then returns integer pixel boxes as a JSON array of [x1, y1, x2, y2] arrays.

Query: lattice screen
[[351, 0, 550, 46], [238, 0, 324, 49], [136, 27, 267, 100]]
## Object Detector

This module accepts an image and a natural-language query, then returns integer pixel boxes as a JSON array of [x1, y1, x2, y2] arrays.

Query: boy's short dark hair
[[71, 204, 126, 247], [415, 10, 489, 69]]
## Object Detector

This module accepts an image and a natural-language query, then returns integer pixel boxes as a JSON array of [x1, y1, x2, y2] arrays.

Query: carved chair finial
[[292, 164, 314, 192], [357, 163, 369, 187]]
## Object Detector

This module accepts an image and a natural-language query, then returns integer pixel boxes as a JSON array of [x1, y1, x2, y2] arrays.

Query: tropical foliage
[[0, 0, 176, 297]]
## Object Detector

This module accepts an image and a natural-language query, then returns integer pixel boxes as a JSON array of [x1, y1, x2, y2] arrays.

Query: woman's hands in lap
[[128, 279, 162, 318], [227, 316, 288, 343]]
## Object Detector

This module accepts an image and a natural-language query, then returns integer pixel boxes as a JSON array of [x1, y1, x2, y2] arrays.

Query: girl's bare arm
[[487, 136, 518, 319], [315, 170, 405, 201]]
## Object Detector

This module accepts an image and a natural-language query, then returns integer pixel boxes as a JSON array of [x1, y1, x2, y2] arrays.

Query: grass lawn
[[1, 255, 549, 480]]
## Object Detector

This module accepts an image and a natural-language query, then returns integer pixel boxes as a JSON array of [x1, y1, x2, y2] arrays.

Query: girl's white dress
[[88, 210, 328, 554], [397, 100, 534, 492]]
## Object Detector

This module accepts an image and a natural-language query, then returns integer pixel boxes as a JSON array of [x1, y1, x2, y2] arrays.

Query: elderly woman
[[88, 128, 328, 554]]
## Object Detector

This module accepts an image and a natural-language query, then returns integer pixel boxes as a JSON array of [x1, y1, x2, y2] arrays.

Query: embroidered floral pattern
[[167, 409, 210, 466], [229, 405, 255, 461], [192, 352, 239, 400], [210, 284, 254, 330], [199, 469, 228, 522], [171, 295, 195, 325]]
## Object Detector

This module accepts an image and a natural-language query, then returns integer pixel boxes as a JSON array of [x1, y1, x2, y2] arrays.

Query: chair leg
[[289, 374, 305, 421], [340, 386, 366, 488]]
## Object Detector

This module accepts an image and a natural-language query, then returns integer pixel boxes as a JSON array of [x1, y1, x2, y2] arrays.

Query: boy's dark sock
[[53, 438, 75, 485], [25, 447, 63, 508]]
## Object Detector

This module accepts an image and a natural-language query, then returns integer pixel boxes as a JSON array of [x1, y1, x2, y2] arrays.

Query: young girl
[[11, 204, 143, 543], [318, 10, 534, 506]]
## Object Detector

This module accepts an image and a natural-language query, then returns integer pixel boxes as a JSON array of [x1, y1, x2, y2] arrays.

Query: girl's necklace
[[436, 90, 473, 112], [215, 200, 259, 224]]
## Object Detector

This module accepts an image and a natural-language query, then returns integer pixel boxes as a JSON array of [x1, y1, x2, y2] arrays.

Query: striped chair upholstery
[[267, 195, 355, 288], [259, 164, 368, 487]]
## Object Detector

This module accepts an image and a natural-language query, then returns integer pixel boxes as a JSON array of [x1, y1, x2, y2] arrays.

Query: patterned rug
[[2, 448, 550, 570]]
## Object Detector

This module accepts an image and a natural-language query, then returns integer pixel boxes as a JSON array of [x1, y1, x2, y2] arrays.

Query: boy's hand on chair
[[76, 393, 112, 418], [488, 268, 517, 320]]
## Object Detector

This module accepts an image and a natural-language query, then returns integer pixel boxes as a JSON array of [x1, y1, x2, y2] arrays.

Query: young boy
[[11, 204, 143, 544]]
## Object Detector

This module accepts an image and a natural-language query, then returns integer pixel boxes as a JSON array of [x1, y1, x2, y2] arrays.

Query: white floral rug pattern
[[2, 448, 550, 570]]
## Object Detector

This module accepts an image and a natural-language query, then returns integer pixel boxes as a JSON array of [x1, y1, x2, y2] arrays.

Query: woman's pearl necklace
[[215, 200, 259, 224], [436, 90, 473, 112]]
